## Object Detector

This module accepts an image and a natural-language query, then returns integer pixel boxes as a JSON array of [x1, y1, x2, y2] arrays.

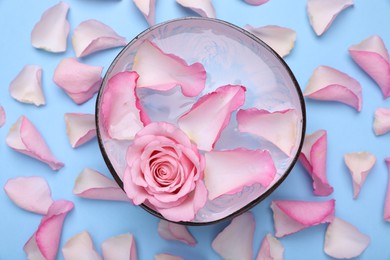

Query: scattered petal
[[154, 254, 183, 260], [6, 116, 64, 170], [31, 2, 70, 52], [72, 19, 127, 58], [133, 0, 156, 26], [157, 220, 196, 246], [324, 217, 370, 259], [271, 199, 335, 238], [244, 0, 269, 6], [384, 158, 390, 222], [102, 233, 137, 260], [256, 233, 284, 260], [62, 231, 101, 260], [373, 108, 390, 135], [64, 113, 96, 148], [176, 0, 216, 18], [178, 85, 245, 151], [9, 64, 45, 106], [0, 106, 5, 128]]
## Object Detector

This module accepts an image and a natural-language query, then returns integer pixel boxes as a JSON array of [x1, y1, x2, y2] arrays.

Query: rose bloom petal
[[307, 0, 353, 36], [349, 35, 390, 98], [324, 217, 370, 259], [384, 158, 390, 221], [102, 233, 137, 260], [6, 116, 64, 171], [176, 0, 216, 18], [256, 233, 284, 260], [373, 108, 390, 135], [244, 0, 269, 6], [344, 152, 376, 199], [157, 220, 196, 246], [64, 113, 96, 148], [72, 19, 127, 58], [133, 0, 156, 26], [0, 105, 6, 128], [9, 64, 45, 106], [244, 25, 296, 58], [62, 231, 101, 260], [271, 199, 335, 238], [299, 130, 333, 196], [212, 212, 255, 260], [154, 254, 183, 260], [31, 2, 70, 52]]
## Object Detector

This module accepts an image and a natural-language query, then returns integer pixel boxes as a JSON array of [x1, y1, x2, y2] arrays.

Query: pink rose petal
[[0, 106, 6, 128], [6, 116, 64, 171], [157, 220, 196, 246], [212, 212, 255, 260], [178, 85, 246, 151], [64, 113, 96, 148], [9, 64, 45, 106], [73, 168, 129, 202], [154, 254, 183, 260], [176, 0, 216, 18], [62, 231, 101, 260], [72, 19, 127, 58], [133, 0, 156, 26], [373, 108, 390, 135], [102, 233, 137, 260], [299, 130, 334, 196], [244, 0, 269, 6], [31, 2, 70, 52], [349, 35, 390, 98], [324, 217, 370, 258], [344, 152, 376, 199], [204, 148, 276, 200], [384, 158, 390, 222], [307, 0, 353, 36], [237, 108, 298, 157], [53, 58, 103, 104], [271, 199, 335, 238], [256, 233, 284, 260]]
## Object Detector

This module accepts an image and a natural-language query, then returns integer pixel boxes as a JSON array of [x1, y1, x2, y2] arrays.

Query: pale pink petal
[[157, 220, 196, 246], [204, 148, 276, 200], [9, 64, 45, 106], [344, 152, 376, 199], [299, 130, 334, 196], [212, 212, 255, 260], [102, 233, 137, 260], [73, 168, 129, 201], [237, 108, 298, 157], [6, 116, 64, 170], [53, 58, 103, 104], [307, 0, 353, 36], [271, 199, 335, 238], [64, 113, 96, 148], [154, 254, 183, 260], [373, 108, 390, 135], [244, 25, 296, 57], [256, 233, 284, 260], [244, 0, 269, 6], [178, 85, 245, 151], [62, 231, 101, 260], [324, 217, 370, 258], [133, 0, 156, 26], [31, 2, 70, 52], [384, 158, 390, 221], [176, 0, 216, 18], [0, 106, 6, 128], [72, 19, 127, 58]]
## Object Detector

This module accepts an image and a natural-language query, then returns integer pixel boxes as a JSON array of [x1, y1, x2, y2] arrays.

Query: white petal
[[373, 108, 390, 135], [154, 254, 183, 260], [64, 113, 96, 148], [133, 0, 156, 26], [0, 105, 6, 128], [102, 233, 137, 260], [244, 0, 269, 6], [176, 0, 216, 18], [256, 233, 284, 260], [157, 220, 196, 246], [62, 231, 101, 260]]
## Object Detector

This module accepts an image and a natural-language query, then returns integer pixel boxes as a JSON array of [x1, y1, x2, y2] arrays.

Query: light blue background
[[1, 0, 390, 259]]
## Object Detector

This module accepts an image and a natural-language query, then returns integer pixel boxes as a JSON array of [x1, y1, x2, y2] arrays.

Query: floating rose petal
[[53, 58, 103, 104], [157, 220, 196, 246], [244, 0, 269, 6], [256, 233, 284, 260], [271, 199, 335, 238], [9, 64, 45, 106], [373, 108, 390, 135], [307, 0, 353, 36], [102, 233, 137, 260], [176, 0, 216, 18], [31, 2, 70, 52], [212, 212, 255, 260], [324, 217, 370, 259], [154, 254, 183, 260], [349, 35, 390, 98], [133, 0, 156, 26], [72, 19, 127, 58], [64, 113, 96, 148], [73, 168, 129, 201], [0, 106, 5, 128], [237, 108, 298, 156], [385, 158, 390, 222], [62, 231, 101, 260], [178, 85, 245, 151], [344, 152, 376, 199], [299, 130, 333, 196], [6, 116, 64, 170]]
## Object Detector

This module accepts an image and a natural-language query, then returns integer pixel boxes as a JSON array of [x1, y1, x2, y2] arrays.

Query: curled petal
[[0, 105, 5, 128], [385, 158, 390, 221], [324, 217, 370, 258], [244, 0, 269, 6], [307, 0, 353, 36], [9, 64, 45, 106], [178, 85, 246, 151], [133, 0, 156, 26], [154, 254, 183, 260], [102, 233, 137, 260], [176, 0, 216, 18], [256, 233, 284, 260], [72, 19, 127, 58], [62, 231, 101, 260], [31, 2, 70, 52], [157, 220, 196, 246], [6, 116, 64, 170], [64, 113, 96, 148], [373, 108, 390, 135], [271, 199, 335, 238]]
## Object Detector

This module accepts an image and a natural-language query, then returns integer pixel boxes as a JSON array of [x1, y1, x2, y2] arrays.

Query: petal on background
[[6, 116, 64, 171], [349, 35, 390, 98], [324, 217, 370, 259], [344, 152, 376, 199], [9, 64, 45, 106], [271, 199, 335, 237], [133, 0, 156, 26], [244, 25, 296, 57], [0, 105, 6, 128], [299, 130, 334, 196], [373, 108, 390, 136], [62, 231, 101, 260], [53, 58, 103, 104], [244, 0, 269, 6], [384, 158, 390, 222], [307, 0, 353, 36], [72, 19, 127, 58], [73, 168, 129, 201], [157, 220, 197, 246], [31, 2, 70, 52], [304, 66, 362, 111], [154, 254, 184, 260], [176, 0, 216, 18], [133, 40, 206, 97], [64, 113, 96, 148], [256, 233, 284, 260], [178, 85, 246, 151], [237, 108, 298, 156], [102, 233, 137, 260]]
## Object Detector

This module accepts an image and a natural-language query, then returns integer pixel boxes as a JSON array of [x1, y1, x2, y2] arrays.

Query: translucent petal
[[373, 108, 390, 135], [256, 233, 284, 260], [64, 113, 96, 148], [154, 254, 183, 260], [384, 158, 390, 222], [176, 0, 216, 18], [0, 105, 6, 128], [244, 0, 269, 6], [133, 0, 156, 26], [62, 231, 101, 260], [157, 220, 196, 246], [102, 233, 137, 260]]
